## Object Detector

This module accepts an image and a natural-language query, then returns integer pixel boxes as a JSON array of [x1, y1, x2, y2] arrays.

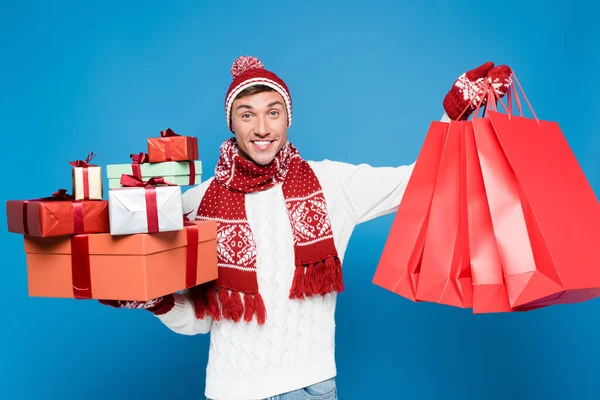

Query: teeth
[[254, 141, 271, 146]]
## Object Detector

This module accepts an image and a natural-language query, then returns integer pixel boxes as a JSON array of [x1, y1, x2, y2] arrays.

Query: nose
[[254, 115, 269, 137]]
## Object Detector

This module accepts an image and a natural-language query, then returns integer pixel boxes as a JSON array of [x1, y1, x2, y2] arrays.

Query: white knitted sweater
[[156, 158, 414, 400]]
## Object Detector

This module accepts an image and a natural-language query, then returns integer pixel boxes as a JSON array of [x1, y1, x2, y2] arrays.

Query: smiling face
[[230, 87, 288, 166]]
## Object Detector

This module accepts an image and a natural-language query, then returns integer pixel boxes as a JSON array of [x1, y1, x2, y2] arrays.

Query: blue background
[[2, 1, 599, 399]]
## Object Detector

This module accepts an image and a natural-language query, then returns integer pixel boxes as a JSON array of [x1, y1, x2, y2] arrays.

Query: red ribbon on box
[[160, 128, 179, 138], [129, 152, 149, 179], [49, 188, 74, 200], [69, 151, 98, 200], [119, 174, 175, 187], [119, 174, 176, 233], [160, 128, 180, 161], [70, 222, 200, 300], [130, 150, 195, 184], [184, 222, 199, 287], [71, 234, 93, 299], [188, 161, 196, 185], [21, 189, 84, 235]]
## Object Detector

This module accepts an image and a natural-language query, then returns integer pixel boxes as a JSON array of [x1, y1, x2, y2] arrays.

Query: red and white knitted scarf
[[189, 138, 343, 325]]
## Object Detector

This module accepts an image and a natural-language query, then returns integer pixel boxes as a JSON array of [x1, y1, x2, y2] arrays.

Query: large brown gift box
[[24, 220, 218, 301]]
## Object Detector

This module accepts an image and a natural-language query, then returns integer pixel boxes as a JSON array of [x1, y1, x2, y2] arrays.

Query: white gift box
[[108, 185, 184, 235], [72, 165, 103, 200]]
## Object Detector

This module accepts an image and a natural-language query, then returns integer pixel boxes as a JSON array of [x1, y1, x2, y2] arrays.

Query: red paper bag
[[463, 121, 512, 313], [472, 82, 600, 308], [372, 121, 448, 300], [414, 120, 472, 308]]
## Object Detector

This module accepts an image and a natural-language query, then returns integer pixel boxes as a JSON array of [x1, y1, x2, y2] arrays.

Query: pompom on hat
[[225, 56, 292, 131]]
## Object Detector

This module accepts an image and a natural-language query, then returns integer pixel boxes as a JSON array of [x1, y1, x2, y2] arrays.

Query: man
[[102, 56, 512, 400]]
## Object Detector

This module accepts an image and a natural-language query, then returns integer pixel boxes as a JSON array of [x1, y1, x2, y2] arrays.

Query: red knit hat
[[225, 56, 292, 132]]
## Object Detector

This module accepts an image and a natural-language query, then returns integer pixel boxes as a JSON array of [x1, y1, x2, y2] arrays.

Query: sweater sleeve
[[155, 293, 212, 335], [336, 161, 415, 224], [337, 113, 450, 224], [153, 178, 215, 335]]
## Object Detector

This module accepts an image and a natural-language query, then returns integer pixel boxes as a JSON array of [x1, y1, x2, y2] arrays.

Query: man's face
[[230, 90, 288, 166]]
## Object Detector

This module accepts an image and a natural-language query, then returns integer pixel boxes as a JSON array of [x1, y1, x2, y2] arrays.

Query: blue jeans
[[207, 377, 338, 400], [272, 378, 337, 400]]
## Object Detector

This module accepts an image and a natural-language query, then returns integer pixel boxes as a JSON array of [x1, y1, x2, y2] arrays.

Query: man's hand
[[443, 62, 512, 120], [99, 294, 175, 315]]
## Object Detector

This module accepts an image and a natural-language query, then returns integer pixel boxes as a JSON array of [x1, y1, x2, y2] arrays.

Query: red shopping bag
[[463, 120, 512, 313], [372, 121, 448, 301], [414, 120, 473, 308], [473, 78, 600, 308]]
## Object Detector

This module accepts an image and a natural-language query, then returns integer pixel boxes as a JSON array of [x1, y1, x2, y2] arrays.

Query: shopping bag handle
[[461, 80, 501, 119], [457, 70, 539, 125], [486, 72, 538, 122]]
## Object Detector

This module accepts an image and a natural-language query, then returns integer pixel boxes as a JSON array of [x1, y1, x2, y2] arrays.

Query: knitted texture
[[487, 65, 512, 98], [98, 294, 174, 315], [204, 177, 339, 399], [191, 138, 343, 325], [443, 62, 494, 120], [224, 55, 292, 131], [159, 159, 415, 399], [443, 62, 513, 120]]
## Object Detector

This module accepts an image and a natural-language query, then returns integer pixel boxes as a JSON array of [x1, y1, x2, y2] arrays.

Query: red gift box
[[24, 220, 218, 301], [6, 189, 110, 237], [147, 128, 199, 162]]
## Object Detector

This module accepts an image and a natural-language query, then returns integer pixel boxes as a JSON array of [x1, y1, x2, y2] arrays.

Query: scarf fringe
[[290, 256, 344, 299], [189, 256, 343, 324], [191, 286, 267, 325]]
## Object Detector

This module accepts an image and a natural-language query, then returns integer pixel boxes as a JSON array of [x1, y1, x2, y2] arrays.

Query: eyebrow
[[236, 101, 285, 111], [267, 101, 284, 108]]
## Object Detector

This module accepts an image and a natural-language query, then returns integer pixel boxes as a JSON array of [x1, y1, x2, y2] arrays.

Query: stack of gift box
[[6, 128, 217, 301]]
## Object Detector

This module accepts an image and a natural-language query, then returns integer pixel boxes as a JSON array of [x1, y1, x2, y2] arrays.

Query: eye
[[269, 110, 280, 117], [241, 113, 252, 120]]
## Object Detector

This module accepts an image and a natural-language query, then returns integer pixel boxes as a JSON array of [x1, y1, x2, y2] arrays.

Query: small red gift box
[[147, 128, 199, 162], [6, 189, 110, 237]]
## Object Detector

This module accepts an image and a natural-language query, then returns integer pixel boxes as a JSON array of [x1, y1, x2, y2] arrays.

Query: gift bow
[[20, 188, 78, 239], [130, 152, 149, 164], [119, 174, 176, 187], [69, 151, 98, 168], [160, 128, 180, 138], [31, 188, 75, 202], [50, 188, 75, 200], [119, 174, 176, 235]]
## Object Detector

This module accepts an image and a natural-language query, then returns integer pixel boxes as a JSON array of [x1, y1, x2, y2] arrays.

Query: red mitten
[[487, 65, 512, 98], [443, 62, 495, 120], [99, 294, 175, 316]]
